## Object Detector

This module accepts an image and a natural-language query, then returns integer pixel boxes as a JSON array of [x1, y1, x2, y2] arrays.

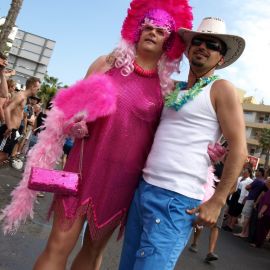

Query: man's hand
[[186, 198, 223, 227]]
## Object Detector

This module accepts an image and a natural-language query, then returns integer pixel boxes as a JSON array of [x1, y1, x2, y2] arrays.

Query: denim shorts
[[119, 179, 201, 270]]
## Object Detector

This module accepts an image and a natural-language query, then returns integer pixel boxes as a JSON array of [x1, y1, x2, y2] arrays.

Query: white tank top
[[143, 80, 221, 200]]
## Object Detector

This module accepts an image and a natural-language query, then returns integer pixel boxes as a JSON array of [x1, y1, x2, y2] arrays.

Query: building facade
[[243, 102, 270, 166], [7, 29, 55, 87]]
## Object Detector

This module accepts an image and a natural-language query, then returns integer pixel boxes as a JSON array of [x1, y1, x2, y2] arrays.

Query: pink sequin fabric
[[51, 68, 163, 239], [28, 167, 79, 196]]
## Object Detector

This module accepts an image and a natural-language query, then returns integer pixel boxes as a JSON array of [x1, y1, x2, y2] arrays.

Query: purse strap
[[78, 139, 84, 178]]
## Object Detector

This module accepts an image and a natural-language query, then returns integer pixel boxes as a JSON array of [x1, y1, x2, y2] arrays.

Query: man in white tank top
[[119, 17, 248, 270]]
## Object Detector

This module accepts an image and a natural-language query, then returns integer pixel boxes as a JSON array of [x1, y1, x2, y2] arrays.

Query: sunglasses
[[191, 37, 223, 53]]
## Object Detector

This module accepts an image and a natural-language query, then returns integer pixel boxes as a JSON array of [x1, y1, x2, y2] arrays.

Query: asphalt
[[0, 165, 269, 270]]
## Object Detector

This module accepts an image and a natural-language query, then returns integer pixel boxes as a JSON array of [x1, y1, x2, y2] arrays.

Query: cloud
[[223, 0, 270, 104]]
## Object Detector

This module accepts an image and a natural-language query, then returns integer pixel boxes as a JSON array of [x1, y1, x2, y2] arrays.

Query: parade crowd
[[0, 55, 72, 170]]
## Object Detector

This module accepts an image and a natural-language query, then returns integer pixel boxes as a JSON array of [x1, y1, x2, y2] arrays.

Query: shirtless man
[[0, 77, 40, 163]]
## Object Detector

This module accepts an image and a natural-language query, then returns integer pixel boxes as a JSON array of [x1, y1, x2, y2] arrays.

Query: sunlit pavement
[[0, 165, 269, 270]]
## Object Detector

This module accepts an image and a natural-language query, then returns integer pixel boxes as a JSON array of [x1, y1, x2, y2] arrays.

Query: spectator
[[250, 179, 270, 248], [0, 77, 40, 165], [223, 168, 253, 232], [234, 168, 265, 238]]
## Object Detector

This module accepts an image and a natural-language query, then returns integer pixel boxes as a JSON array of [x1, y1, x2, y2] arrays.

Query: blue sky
[[1, 0, 270, 103]]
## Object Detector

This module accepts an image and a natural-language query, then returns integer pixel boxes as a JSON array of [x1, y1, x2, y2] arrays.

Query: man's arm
[[190, 79, 247, 227], [0, 98, 6, 122], [213, 80, 247, 203], [4, 93, 24, 130], [0, 61, 8, 98]]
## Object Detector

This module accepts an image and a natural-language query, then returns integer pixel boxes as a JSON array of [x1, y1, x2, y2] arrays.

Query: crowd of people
[[222, 167, 270, 248], [188, 164, 270, 263], [0, 66, 43, 169], [0, 0, 269, 269]]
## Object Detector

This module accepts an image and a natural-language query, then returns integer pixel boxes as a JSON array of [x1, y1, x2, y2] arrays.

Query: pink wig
[[114, 40, 181, 95], [121, 0, 193, 60]]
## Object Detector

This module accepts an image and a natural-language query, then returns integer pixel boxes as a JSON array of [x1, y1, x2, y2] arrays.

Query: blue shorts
[[119, 179, 201, 270]]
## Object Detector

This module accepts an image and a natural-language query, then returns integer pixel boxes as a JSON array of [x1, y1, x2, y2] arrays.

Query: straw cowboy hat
[[178, 17, 245, 69]]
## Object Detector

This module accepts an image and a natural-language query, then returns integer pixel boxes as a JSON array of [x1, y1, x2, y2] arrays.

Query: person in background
[[250, 179, 270, 248], [223, 168, 253, 232], [0, 77, 40, 165], [234, 168, 265, 238]]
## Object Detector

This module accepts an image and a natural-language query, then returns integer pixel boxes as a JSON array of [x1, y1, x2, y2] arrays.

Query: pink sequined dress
[[51, 67, 163, 239]]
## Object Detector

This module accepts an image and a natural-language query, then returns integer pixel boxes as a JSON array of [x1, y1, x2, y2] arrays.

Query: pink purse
[[28, 140, 84, 196], [28, 168, 80, 195]]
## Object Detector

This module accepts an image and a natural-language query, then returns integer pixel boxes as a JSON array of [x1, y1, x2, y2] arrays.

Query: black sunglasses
[[191, 37, 223, 53]]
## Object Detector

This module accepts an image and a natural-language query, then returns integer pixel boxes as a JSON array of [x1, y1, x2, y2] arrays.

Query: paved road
[[0, 165, 269, 270]]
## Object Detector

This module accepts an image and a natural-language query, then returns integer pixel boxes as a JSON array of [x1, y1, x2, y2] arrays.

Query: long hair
[[113, 39, 180, 96]]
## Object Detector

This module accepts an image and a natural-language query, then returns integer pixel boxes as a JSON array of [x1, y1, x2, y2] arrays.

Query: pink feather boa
[[203, 142, 226, 202], [0, 74, 117, 234], [202, 166, 218, 203]]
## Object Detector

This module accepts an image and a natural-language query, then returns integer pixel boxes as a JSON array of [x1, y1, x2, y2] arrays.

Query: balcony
[[246, 138, 260, 146], [245, 121, 270, 129]]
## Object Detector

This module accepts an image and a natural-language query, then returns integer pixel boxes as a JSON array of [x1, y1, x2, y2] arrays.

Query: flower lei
[[165, 75, 219, 111]]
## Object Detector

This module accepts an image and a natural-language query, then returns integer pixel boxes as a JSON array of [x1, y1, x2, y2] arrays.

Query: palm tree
[[259, 128, 270, 170], [38, 75, 63, 107], [0, 0, 24, 53]]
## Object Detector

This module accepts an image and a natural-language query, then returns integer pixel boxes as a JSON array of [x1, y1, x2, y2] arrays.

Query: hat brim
[[178, 28, 245, 69]]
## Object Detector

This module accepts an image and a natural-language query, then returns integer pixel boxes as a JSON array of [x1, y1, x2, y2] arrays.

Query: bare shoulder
[[84, 55, 113, 78], [211, 79, 241, 108], [212, 79, 239, 98]]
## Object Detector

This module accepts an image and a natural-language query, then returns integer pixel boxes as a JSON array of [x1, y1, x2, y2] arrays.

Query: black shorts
[[228, 190, 244, 217], [0, 125, 18, 156]]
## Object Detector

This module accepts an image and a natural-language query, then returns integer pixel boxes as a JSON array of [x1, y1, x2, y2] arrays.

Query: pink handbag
[[28, 140, 84, 196], [28, 168, 80, 196]]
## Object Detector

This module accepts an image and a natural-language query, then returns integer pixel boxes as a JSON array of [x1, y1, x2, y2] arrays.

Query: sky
[[1, 0, 270, 103]]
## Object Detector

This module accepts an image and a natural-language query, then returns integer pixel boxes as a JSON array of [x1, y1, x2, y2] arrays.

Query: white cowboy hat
[[178, 17, 245, 69]]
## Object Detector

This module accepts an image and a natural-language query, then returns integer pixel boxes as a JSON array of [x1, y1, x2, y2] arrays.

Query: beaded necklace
[[133, 62, 158, 77], [165, 75, 219, 111]]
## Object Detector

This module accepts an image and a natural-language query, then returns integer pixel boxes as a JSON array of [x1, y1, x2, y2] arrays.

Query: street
[[0, 165, 269, 270]]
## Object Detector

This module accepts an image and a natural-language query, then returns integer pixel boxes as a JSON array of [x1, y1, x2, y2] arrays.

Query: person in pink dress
[[0, 1, 193, 269]]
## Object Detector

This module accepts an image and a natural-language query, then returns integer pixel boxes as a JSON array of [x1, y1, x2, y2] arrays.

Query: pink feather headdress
[[121, 0, 193, 60]]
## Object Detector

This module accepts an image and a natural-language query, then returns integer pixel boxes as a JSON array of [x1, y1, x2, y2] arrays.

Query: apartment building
[[243, 101, 270, 166], [0, 17, 55, 87], [7, 29, 55, 87]]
